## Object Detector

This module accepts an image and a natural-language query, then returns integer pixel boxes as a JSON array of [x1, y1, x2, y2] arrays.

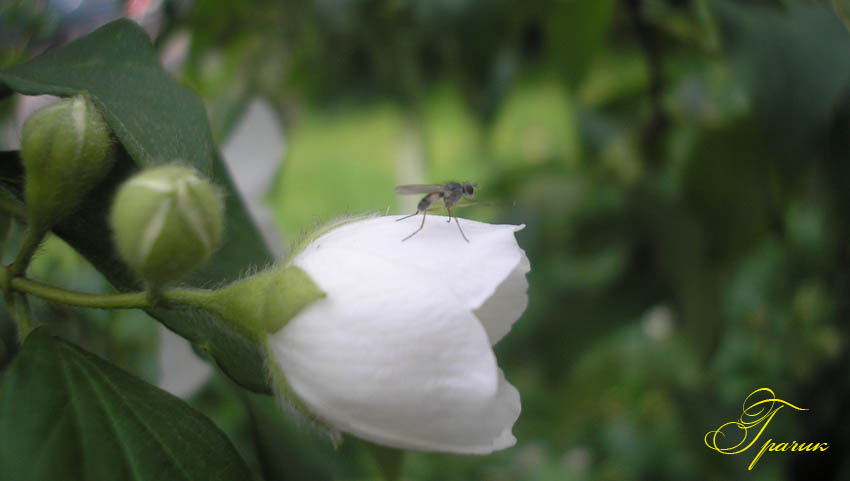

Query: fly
[[395, 181, 478, 242]]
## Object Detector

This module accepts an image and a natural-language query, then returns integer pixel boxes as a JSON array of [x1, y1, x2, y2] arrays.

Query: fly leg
[[445, 205, 469, 242], [402, 210, 428, 241], [400, 193, 438, 241], [396, 211, 419, 221]]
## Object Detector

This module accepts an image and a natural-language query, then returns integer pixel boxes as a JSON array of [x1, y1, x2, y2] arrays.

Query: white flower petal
[[474, 255, 530, 345], [486, 369, 521, 452], [268, 239, 519, 453], [303, 215, 526, 313]]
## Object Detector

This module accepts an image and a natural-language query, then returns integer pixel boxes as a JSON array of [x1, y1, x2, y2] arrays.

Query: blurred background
[[2, 0, 849, 479]]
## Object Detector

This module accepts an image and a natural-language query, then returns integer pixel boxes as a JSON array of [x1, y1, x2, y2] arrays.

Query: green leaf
[[682, 120, 773, 260], [0, 329, 255, 481], [489, 76, 581, 166], [547, 0, 617, 87], [244, 394, 346, 481], [0, 20, 275, 392], [714, 0, 850, 162], [0, 20, 212, 172]]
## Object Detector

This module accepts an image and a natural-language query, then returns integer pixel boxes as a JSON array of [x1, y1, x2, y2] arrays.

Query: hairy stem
[[11, 276, 150, 308], [0, 263, 215, 310], [0, 199, 27, 223], [163, 288, 216, 311], [8, 225, 47, 278], [8, 292, 33, 341]]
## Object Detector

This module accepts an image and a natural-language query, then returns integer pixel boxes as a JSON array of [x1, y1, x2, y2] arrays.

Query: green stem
[[9, 292, 33, 341], [0, 263, 216, 310], [3, 290, 33, 345], [1, 265, 33, 341], [163, 288, 216, 311], [0, 199, 27, 223], [10, 275, 151, 308], [8, 225, 47, 278]]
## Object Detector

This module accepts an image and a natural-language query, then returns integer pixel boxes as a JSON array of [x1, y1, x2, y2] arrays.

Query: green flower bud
[[110, 165, 224, 286], [20, 94, 115, 231]]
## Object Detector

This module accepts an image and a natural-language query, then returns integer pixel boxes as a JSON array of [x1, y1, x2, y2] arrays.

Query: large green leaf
[[245, 394, 346, 481], [547, 0, 617, 87], [0, 20, 275, 391], [0, 20, 213, 172], [714, 0, 850, 163], [0, 329, 255, 481]]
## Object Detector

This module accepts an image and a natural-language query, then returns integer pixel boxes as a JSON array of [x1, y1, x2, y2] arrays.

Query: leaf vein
[[74, 351, 196, 481], [66, 348, 147, 481]]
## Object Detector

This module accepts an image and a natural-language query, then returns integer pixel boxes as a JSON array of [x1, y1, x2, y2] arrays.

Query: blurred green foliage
[[3, 0, 850, 479]]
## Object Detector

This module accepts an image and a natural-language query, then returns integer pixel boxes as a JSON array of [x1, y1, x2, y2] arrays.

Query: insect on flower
[[395, 181, 479, 242]]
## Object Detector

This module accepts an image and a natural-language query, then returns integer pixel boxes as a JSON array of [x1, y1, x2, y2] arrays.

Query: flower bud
[[20, 94, 115, 230], [110, 165, 224, 286]]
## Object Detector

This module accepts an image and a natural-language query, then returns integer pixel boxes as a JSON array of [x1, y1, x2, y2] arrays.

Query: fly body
[[394, 181, 478, 242]]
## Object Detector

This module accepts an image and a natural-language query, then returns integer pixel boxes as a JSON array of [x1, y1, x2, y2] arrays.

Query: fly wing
[[394, 184, 446, 195], [424, 200, 512, 211]]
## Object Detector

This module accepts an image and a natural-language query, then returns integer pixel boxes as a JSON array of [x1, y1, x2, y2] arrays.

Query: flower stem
[[8, 225, 47, 278], [0, 263, 219, 312], [9, 274, 151, 308], [162, 288, 216, 311], [0, 199, 27, 223], [8, 292, 33, 341], [0, 263, 140, 309]]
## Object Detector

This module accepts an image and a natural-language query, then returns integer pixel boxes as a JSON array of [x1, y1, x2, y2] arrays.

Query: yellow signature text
[[704, 388, 828, 470]]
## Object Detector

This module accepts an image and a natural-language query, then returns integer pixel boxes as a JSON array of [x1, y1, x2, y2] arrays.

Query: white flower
[[266, 215, 529, 454]]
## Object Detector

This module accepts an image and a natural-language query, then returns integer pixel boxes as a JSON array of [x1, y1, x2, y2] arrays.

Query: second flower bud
[[110, 165, 224, 286]]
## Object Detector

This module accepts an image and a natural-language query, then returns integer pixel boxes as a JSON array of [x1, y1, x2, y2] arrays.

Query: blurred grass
[[268, 102, 403, 237]]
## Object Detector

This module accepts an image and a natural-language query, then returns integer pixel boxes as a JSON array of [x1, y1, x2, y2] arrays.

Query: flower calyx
[[203, 265, 325, 336]]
